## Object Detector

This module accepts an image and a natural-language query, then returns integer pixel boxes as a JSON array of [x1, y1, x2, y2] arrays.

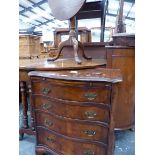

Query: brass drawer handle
[[83, 130, 96, 136], [46, 137, 55, 143], [85, 93, 97, 101], [42, 87, 50, 95], [84, 150, 95, 155], [85, 111, 97, 118], [42, 103, 51, 110], [44, 119, 53, 127]]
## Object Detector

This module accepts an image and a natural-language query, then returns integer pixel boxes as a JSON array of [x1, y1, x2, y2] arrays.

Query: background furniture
[[29, 68, 122, 155], [19, 35, 41, 59], [53, 27, 91, 48], [77, 0, 108, 42]]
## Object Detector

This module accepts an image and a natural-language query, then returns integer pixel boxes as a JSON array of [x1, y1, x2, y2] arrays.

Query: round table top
[[19, 58, 107, 71], [48, 0, 86, 20]]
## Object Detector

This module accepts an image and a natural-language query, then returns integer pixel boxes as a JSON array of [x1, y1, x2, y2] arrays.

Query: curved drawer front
[[35, 112, 108, 144], [31, 80, 111, 103], [33, 96, 110, 123], [37, 127, 107, 155]]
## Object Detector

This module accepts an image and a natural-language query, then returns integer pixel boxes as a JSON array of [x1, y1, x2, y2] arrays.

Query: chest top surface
[[28, 68, 122, 83]]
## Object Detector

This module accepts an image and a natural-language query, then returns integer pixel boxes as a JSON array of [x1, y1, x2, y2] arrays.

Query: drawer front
[[32, 80, 111, 103], [37, 127, 107, 155], [35, 112, 108, 143], [33, 96, 110, 123]]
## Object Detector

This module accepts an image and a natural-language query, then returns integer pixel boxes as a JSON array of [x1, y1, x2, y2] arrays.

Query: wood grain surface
[[29, 68, 122, 83], [20, 58, 106, 71]]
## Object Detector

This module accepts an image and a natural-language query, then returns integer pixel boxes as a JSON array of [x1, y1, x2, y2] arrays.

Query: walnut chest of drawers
[[28, 68, 122, 155]]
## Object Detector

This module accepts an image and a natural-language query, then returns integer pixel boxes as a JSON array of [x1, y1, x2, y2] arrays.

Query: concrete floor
[[19, 105, 135, 155]]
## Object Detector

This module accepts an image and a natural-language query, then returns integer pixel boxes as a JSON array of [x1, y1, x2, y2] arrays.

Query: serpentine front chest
[[29, 68, 122, 155]]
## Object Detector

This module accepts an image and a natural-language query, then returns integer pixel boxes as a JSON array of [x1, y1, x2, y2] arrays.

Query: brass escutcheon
[[46, 137, 55, 143], [85, 92, 97, 101], [42, 87, 50, 95], [83, 130, 96, 136], [85, 111, 97, 118], [84, 149, 95, 155], [44, 119, 53, 127], [42, 103, 51, 110]]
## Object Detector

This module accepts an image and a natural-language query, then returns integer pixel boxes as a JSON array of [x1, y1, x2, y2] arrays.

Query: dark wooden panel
[[106, 47, 135, 129], [77, 1, 102, 19], [112, 33, 135, 47]]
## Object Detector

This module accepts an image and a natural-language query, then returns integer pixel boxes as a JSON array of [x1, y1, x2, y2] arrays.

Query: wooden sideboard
[[28, 68, 122, 155]]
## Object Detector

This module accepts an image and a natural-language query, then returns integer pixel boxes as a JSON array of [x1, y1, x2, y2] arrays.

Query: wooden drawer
[[35, 112, 108, 144], [37, 127, 107, 155], [33, 95, 110, 123], [31, 79, 111, 103]]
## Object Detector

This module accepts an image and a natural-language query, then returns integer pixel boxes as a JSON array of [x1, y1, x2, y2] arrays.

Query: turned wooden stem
[[28, 84, 35, 131], [20, 81, 28, 129], [70, 16, 76, 30]]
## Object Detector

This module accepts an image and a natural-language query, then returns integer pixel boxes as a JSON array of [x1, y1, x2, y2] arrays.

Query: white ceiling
[[19, 0, 135, 41]]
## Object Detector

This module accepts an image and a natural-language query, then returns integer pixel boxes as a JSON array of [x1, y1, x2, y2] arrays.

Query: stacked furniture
[[28, 68, 122, 155], [19, 35, 41, 59]]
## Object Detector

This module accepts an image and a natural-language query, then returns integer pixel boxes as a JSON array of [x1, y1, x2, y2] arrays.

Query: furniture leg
[[20, 81, 28, 129], [72, 37, 81, 64], [36, 147, 58, 155], [19, 133, 24, 141], [35, 147, 46, 155], [19, 81, 36, 140], [47, 40, 68, 61], [129, 126, 135, 131], [28, 83, 35, 131], [78, 41, 92, 60]]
